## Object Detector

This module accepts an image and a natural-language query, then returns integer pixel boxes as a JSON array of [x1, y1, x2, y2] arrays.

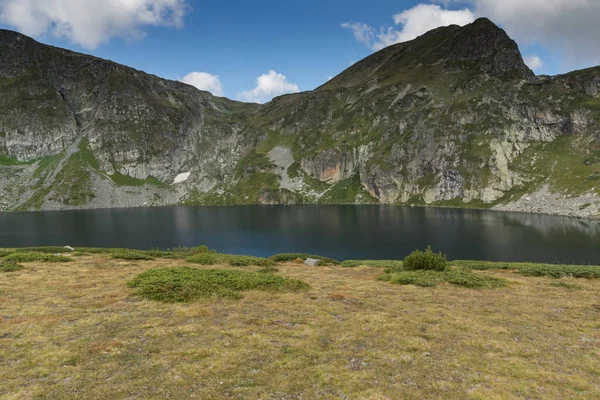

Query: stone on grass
[[304, 258, 319, 266]]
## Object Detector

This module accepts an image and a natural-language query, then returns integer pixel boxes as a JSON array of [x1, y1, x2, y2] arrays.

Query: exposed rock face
[[301, 148, 358, 183], [1, 19, 599, 218]]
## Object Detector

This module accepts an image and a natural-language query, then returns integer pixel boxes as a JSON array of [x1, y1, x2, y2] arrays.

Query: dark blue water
[[1, 206, 599, 264]]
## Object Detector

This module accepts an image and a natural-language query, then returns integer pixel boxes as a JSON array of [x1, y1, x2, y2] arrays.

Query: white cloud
[[237, 70, 299, 103], [524, 55, 544, 71], [342, 4, 475, 51], [471, 0, 600, 66], [0, 0, 189, 49], [180, 72, 224, 96]]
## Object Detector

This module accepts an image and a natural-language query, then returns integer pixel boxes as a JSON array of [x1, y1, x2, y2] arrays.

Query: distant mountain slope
[[1, 19, 599, 217]]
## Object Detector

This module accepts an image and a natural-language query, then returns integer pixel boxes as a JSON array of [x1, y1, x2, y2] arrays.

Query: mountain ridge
[[1, 20, 599, 218]]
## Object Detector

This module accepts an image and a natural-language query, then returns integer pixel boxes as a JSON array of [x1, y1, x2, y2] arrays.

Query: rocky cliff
[[1, 18, 599, 217]]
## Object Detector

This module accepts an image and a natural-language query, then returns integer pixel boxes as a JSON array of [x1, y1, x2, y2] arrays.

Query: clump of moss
[[127, 267, 309, 302], [4, 252, 72, 263]]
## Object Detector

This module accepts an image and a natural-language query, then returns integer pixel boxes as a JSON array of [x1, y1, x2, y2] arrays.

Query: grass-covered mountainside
[[1, 18, 599, 216]]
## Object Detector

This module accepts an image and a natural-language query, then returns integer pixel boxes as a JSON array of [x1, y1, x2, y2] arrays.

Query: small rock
[[304, 258, 319, 266], [64, 246, 75, 251]]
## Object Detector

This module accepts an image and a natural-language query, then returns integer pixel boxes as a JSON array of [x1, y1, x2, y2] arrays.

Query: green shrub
[[380, 268, 507, 289], [269, 253, 339, 265], [74, 247, 127, 254], [14, 246, 74, 254], [0, 249, 13, 258], [187, 253, 219, 265], [4, 252, 72, 263], [145, 249, 179, 259], [403, 247, 447, 271], [111, 251, 154, 261], [127, 267, 309, 302], [450, 260, 516, 270], [341, 260, 403, 269], [0, 261, 24, 272], [518, 265, 600, 279], [387, 270, 445, 287], [444, 269, 507, 289], [225, 255, 275, 267], [257, 266, 279, 274]]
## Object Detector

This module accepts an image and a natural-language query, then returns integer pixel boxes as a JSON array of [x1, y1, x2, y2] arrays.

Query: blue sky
[[0, 0, 598, 103]]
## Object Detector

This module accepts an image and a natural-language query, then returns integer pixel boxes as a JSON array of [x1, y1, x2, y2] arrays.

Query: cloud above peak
[[237, 70, 299, 104], [180, 72, 224, 96], [344, 1, 600, 70], [342, 4, 475, 51], [0, 0, 189, 49]]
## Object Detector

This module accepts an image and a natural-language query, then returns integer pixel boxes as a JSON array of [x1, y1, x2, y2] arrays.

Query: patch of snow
[[173, 172, 191, 184]]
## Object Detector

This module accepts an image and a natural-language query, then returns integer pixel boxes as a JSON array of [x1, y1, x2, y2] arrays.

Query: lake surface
[[1, 206, 599, 264]]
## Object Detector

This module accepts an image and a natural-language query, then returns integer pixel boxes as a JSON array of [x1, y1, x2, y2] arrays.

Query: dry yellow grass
[[1, 255, 599, 399]]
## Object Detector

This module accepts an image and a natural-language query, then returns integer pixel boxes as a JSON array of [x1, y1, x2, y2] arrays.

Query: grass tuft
[[127, 267, 309, 302]]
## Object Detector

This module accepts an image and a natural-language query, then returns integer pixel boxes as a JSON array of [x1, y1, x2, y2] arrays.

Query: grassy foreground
[[1, 249, 599, 399]]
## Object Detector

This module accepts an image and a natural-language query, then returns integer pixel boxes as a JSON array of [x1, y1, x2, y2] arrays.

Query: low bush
[[444, 269, 507, 289], [0, 249, 13, 258], [518, 265, 600, 279], [454, 260, 600, 279], [74, 247, 127, 254], [187, 253, 219, 265], [171, 245, 213, 255], [385, 270, 445, 287], [14, 246, 74, 254], [225, 255, 275, 267], [451, 260, 517, 270], [127, 267, 309, 302], [257, 266, 279, 274], [380, 268, 507, 289], [269, 253, 339, 265], [4, 252, 72, 263], [341, 260, 403, 270], [111, 251, 154, 261], [403, 247, 447, 271], [0, 260, 24, 272]]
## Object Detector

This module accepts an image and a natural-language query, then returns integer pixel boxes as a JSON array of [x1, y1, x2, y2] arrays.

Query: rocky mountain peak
[[320, 18, 532, 91]]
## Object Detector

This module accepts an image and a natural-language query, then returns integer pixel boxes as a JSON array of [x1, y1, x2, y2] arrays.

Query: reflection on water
[[1, 205, 599, 264]]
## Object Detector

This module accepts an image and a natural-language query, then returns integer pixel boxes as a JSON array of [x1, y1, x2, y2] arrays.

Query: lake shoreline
[[2, 201, 599, 221]]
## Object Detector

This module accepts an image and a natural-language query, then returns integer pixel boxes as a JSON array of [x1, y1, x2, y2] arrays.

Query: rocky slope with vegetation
[[1, 18, 599, 217]]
